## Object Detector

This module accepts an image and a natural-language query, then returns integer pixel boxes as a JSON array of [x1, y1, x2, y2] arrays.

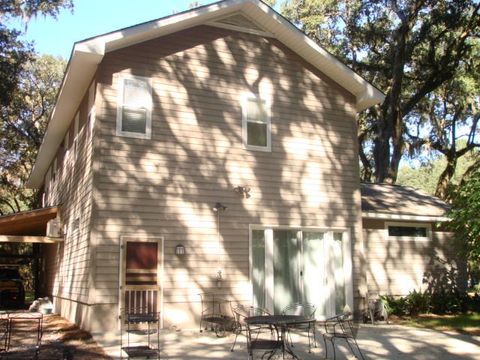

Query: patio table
[[245, 314, 316, 359]]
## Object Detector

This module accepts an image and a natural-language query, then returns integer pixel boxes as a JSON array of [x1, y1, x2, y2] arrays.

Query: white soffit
[[26, 0, 384, 188]]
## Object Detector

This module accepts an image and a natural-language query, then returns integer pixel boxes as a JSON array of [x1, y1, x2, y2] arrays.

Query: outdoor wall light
[[234, 185, 251, 198], [216, 269, 223, 288], [212, 202, 227, 212], [175, 244, 186, 256]]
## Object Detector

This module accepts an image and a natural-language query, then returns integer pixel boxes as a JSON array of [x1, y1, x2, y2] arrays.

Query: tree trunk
[[435, 155, 457, 199], [374, 20, 409, 184]]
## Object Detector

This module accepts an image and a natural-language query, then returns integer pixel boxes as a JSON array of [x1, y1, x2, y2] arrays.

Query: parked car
[[0, 268, 25, 307]]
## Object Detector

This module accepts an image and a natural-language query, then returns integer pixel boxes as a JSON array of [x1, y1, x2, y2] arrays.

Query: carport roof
[[0, 206, 59, 237]]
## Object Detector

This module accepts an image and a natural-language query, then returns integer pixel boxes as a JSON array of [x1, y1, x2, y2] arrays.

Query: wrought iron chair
[[281, 302, 317, 352], [230, 303, 270, 352], [246, 320, 282, 360], [6, 313, 43, 360], [363, 292, 389, 325], [322, 312, 365, 360], [0, 317, 10, 358], [198, 293, 233, 337]]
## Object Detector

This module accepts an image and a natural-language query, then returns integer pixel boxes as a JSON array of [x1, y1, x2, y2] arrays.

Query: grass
[[393, 313, 480, 335]]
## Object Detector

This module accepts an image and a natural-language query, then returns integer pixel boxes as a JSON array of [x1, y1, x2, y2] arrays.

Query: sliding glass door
[[251, 227, 352, 318]]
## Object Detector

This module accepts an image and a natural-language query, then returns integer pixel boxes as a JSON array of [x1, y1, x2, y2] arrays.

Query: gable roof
[[26, 0, 385, 188], [361, 183, 450, 222]]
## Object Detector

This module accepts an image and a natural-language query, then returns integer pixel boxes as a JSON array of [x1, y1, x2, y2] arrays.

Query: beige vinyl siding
[[43, 84, 95, 305], [363, 219, 465, 296], [93, 25, 362, 327]]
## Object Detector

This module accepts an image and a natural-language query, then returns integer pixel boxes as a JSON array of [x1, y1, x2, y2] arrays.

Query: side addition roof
[[26, 0, 385, 188], [361, 183, 450, 222]]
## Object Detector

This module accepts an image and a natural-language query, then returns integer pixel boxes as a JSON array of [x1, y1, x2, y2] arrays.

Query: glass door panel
[[252, 230, 266, 309], [332, 232, 346, 313], [273, 230, 301, 314], [303, 232, 326, 317]]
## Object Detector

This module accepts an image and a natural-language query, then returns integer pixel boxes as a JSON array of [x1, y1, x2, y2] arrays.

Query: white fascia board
[[26, 49, 103, 188], [362, 211, 450, 223]]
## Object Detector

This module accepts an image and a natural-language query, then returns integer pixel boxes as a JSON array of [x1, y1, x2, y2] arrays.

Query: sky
[[10, 0, 219, 59]]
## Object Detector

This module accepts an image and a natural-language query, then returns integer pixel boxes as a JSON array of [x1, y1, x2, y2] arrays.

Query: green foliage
[[0, 55, 66, 214], [0, 0, 73, 21], [406, 290, 431, 316], [380, 295, 408, 316], [430, 289, 470, 314], [449, 167, 480, 267], [397, 146, 478, 195], [382, 289, 479, 316], [397, 160, 445, 195], [0, 1, 71, 214]]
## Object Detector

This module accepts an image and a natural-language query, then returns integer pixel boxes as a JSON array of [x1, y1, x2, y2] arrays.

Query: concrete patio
[[96, 323, 480, 359]]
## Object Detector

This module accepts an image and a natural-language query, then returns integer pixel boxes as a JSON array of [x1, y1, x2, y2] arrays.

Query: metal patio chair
[[0, 317, 10, 359], [198, 293, 233, 337], [363, 292, 389, 325], [6, 313, 43, 360], [282, 302, 317, 352], [230, 304, 270, 352], [245, 320, 282, 360], [322, 312, 365, 360]]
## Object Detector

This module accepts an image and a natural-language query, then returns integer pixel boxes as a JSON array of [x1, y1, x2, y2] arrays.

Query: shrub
[[381, 295, 408, 316], [405, 290, 431, 315], [381, 289, 480, 316], [430, 289, 471, 314]]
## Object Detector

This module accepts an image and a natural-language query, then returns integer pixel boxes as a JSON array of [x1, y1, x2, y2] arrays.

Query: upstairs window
[[242, 95, 271, 151], [116, 75, 152, 139]]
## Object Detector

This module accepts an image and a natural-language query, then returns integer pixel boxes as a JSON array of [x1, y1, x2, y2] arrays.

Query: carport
[[0, 206, 63, 302]]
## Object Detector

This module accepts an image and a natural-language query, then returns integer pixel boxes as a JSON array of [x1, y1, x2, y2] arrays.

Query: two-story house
[[23, 0, 388, 337]]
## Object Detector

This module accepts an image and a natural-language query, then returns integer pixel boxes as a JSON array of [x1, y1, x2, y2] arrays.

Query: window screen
[[125, 242, 158, 285], [245, 97, 270, 148], [118, 77, 151, 136]]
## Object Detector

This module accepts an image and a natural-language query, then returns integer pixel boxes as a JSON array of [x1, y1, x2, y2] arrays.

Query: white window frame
[[116, 75, 152, 139], [249, 225, 353, 318], [241, 94, 271, 152], [385, 222, 431, 242]]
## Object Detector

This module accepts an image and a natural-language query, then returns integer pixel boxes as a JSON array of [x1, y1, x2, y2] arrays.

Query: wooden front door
[[120, 236, 163, 317]]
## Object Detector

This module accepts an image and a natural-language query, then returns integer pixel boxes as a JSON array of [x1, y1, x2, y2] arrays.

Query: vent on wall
[[215, 14, 264, 32]]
